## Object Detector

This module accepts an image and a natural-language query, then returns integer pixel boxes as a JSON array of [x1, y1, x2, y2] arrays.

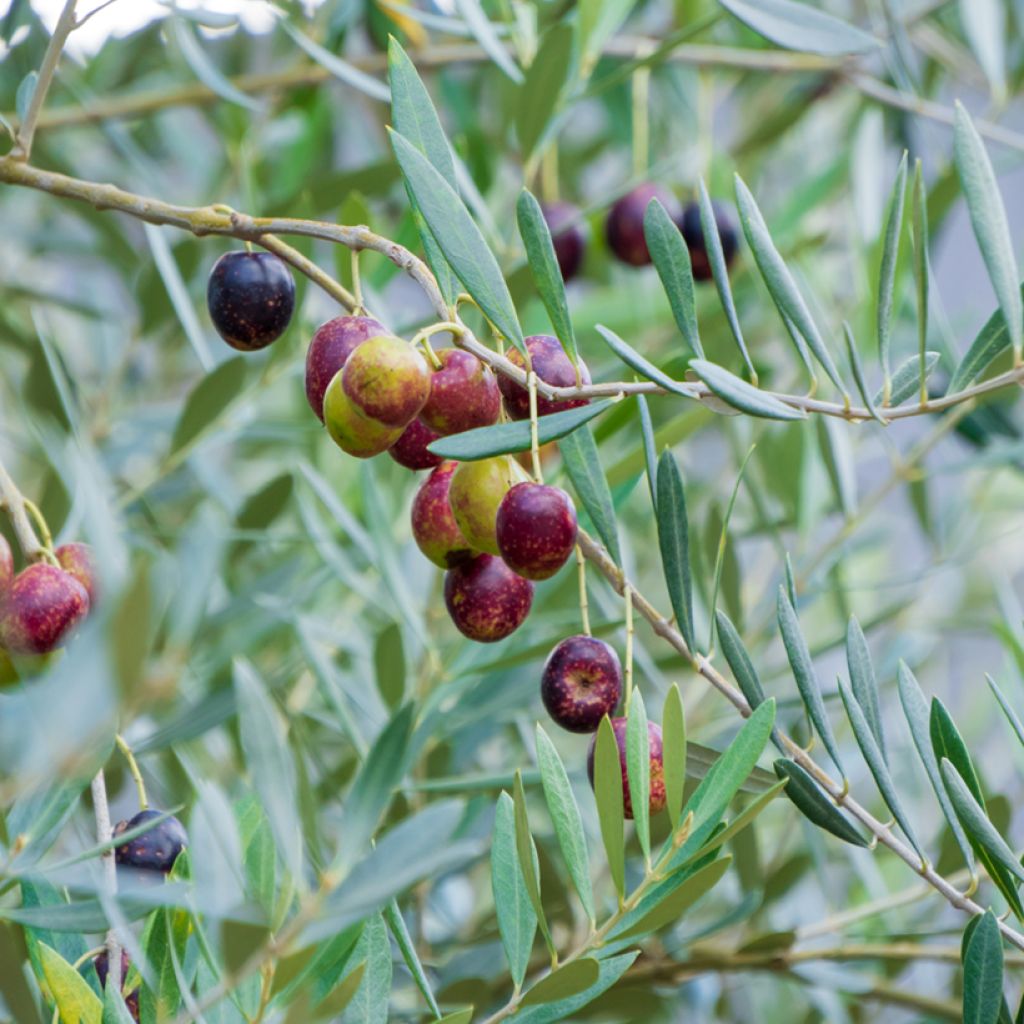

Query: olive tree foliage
[[0, 0, 1024, 1021]]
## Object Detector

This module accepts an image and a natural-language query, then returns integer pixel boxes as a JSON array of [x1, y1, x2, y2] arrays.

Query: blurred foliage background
[[1, 0, 1024, 1021]]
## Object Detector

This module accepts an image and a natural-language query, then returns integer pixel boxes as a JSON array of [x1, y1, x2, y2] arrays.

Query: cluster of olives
[[0, 537, 98, 682], [542, 187, 738, 282]]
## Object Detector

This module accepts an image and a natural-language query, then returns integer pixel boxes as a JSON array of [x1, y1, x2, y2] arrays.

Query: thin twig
[[0, 456, 55, 564]]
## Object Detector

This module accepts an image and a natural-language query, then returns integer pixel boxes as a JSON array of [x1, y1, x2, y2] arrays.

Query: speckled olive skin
[[587, 717, 666, 820], [606, 184, 679, 267], [411, 462, 477, 568], [541, 201, 588, 283], [0, 535, 12, 594], [305, 315, 385, 421], [323, 371, 404, 458], [444, 554, 534, 642], [420, 349, 501, 436], [496, 482, 578, 581], [56, 542, 97, 607], [677, 199, 739, 282], [388, 418, 443, 471], [94, 950, 140, 1020], [541, 635, 622, 733], [114, 809, 188, 874], [449, 456, 520, 556], [207, 251, 295, 351], [499, 335, 592, 421], [342, 335, 431, 428], [0, 563, 90, 655]]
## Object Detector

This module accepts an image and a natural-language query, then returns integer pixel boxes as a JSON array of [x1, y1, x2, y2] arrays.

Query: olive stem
[[22, 499, 54, 555], [575, 544, 590, 637], [350, 248, 364, 314], [0, 456, 53, 564], [115, 734, 148, 810], [527, 372, 543, 483], [90, 769, 122, 997]]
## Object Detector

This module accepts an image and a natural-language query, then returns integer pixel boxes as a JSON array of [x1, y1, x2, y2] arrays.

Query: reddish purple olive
[[55, 542, 97, 607], [541, 201, 588, 283], [420, 349, 501, 436], [207, 251, 295, 351], [0, 563, 89, 655], [305, 315, 386, 422], [499, 335, 591, 421], [606, 184, 679, 267], [0, 535, 12, 594], [496, 482, 577, 581], [388, 418, 444, 471], [587, 717, 666, 820], [541, 635, 622, 733], [677, 199, 739, 282], [114, 809, 188, 875], [444, 553, 534, 643], [411, 461, 477, 568], [342, 335, 431, 428], [94, 949, 140, 1020]]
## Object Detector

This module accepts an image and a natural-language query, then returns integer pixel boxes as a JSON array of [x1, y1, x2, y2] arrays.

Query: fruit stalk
[[89, 768, 122, 995], [116, 735, 148, 810], [0, 456, 55, 564], [575, 544, 590, 636]]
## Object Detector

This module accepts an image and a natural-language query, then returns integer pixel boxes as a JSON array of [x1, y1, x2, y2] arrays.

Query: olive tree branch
[[89, 769, 122, 995], [2, 157, 1022, 427], [10, 0, 79, 161], [0, 456, 56, 564]]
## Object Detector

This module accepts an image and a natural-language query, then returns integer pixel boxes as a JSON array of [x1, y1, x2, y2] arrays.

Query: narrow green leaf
[[388, 37, 457, 303], [513, 771, 555, 959], [817, 417, 856, 518], [986, 676, 1024, 751], [845, 617, 885, 760], [437, 1011, 474, 1024], [340, 914, 390, 1024], [384, 901, 440, 1018], [102, 986, 135, 1024], [596, 324, 697, 399], [947, 286, 1024, 394], [173, 17, 266, 109], [515, 24, 575, 160], [510, 951, 639, 1024], [843, 322, 886, 424], [698, 178, 755, 380], [593, 715, 626, 899], [491, 792, 537, 989], [877, 153, 908, 392], [777, 588, 844, 776], [234, 660, 302, 878], [691, 359, 806, 421], [880, 350, 940, 406], [773, 760, 868, 846], [671, 700, 777, 865], [516, 189, 578, 364], [940, 759, 1024, 886], [837, 676, 921, 856], [656, 449, 695, 651], [335, 704, 414, 870], [626, 692, 652, 861], [0, 924, 43, 1024], [644, 198, 703, 358], [695, 779, 788, 858], [707, 451, 754, 654], [15, 71, 38, 124], [280, 20, 390, 101], [616, 855, 732, 939], [520, 958, 600, 1006], [716, 611, 767, 713], [734, 174, 846, 393], [662, 684, 687, 829], [535, 726, 595, 923], [911, 159, 930, 402], [169, 357, 247, 455], [560, 423, 621, 565], [963, 910, 1004, 1024], [390, 129, 524, 353], [38, 943, 102, 1024], [453, 0, 523, 82], [429, 397, 614, 460], [897, 662, 974, 873], [637, 394, 659, 511], [953, 103, 1022, 363], [717, 0, 879, 55]]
